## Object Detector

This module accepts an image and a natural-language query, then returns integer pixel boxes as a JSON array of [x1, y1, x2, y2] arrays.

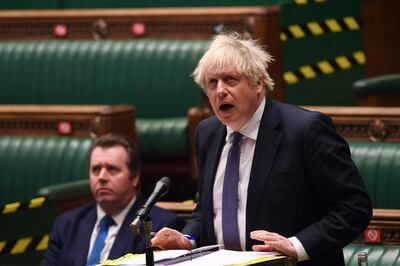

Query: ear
[[130, 171, 141, 188], [256, 79, 264, 95]]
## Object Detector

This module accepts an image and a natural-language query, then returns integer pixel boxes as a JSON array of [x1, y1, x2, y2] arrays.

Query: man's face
[[89, 145, 139, 213], [204, 68, 264, 130]]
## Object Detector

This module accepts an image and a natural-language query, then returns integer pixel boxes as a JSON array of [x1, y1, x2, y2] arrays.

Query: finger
[[251, 232, 277, 242], [260, 238, 297, 257], [252, 244, 277, 252]]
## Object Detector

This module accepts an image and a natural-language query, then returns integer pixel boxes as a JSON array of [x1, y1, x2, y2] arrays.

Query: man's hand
[[250, 230, 297, 258], [151, 227, 192, 250]]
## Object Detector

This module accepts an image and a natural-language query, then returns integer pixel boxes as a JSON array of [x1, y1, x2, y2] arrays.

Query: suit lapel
[[202, 123, 226, 242], [75, 205, 97, 265], [109, 199, 143, 259], [246, 99, 282, 245]]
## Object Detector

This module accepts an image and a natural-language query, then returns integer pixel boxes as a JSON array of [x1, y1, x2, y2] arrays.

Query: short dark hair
[[88, 134, 141, 177]]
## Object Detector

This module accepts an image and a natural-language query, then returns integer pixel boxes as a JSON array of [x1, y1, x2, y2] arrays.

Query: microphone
[[130, 176, 171, 236]]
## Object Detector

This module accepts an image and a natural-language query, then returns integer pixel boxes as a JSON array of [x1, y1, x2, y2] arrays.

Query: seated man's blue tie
[[222, 132, 243, 250], [86, 215, 115, 266]]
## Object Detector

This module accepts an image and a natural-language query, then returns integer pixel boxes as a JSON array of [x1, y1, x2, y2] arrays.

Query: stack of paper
[[100, 246, 286, 266]]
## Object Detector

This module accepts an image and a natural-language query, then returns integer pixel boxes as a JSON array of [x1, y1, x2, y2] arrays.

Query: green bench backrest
[[349, 141, 400, 209], [0, 136, 92, 205], [0, 40, 209, 118]]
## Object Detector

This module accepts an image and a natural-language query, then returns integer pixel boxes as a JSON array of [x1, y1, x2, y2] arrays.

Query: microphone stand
[[144, 216, 154, 266]]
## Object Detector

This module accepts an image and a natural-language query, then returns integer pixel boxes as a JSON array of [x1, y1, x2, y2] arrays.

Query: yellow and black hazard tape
[[1, 196, 47, 215], [292, 0, 326, 5], [281, 16, 361, 41], [0, 234, 49, 255], [284, 50, 365, 85]]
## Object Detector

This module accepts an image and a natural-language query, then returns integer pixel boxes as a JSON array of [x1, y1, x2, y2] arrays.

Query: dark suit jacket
[[183, 99, 372, 266], [41, 197, 185, 266]]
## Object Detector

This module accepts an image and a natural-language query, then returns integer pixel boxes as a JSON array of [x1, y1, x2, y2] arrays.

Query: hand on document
[[151, 227, 193, 250], [250, 230, 297, 258]]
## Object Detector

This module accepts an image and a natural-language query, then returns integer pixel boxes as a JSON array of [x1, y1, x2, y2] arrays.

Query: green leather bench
[[0, 39, 210, 199], [0, 39, 209, 157], [354, 74, 400, 106], [0, 136, 92, 205], [349, 141, 400, 209]]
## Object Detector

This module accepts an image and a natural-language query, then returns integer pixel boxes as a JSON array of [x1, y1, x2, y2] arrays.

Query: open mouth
[[219, 104, 234, 111]]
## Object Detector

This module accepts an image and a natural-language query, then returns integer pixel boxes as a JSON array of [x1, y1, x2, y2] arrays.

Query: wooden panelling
[[0, 104, 136, 141], [362, 0, 400, 77]]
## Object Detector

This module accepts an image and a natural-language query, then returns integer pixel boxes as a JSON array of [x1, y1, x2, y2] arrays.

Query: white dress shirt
[[212, 97, 309, 261], [87, 196, 136, 262]]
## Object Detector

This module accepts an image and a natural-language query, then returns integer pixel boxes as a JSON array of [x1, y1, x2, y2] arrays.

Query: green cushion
[[0, 40, 210, 157], [38, 179, 91, 201], [0, 136, 92, 205], [0, 40, 209, 118], [354, 74, 400, 96], [349, 141, 400, 209], [136, 117, 188, 156], [344, 244, 400, 266]]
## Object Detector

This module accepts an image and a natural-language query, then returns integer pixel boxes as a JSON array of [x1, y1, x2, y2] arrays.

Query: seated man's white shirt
[[87, 196, 136, 262]]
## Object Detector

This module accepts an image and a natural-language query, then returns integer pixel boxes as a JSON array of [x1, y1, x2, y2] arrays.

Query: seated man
[[41, 134, 185, 266]]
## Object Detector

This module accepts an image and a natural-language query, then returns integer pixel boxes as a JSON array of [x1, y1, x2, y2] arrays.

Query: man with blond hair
[[152, 33, 371, 266]]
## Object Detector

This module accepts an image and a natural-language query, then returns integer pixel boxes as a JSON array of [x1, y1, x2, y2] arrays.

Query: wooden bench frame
[[0, 104, 136, 140], [305, 106, 400, 142], [0, 6, 284, 101]]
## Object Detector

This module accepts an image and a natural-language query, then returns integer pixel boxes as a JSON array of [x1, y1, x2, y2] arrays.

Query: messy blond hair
[[192, 32, 274, 92]]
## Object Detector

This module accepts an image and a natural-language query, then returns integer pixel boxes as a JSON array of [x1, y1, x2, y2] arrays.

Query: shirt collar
[[96, 196, 137, 227], [226, 97, 265, 142]]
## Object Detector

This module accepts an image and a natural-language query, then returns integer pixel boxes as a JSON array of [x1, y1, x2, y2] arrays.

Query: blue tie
[[222, 132, 243, 250], [86, 215, 115, 266]]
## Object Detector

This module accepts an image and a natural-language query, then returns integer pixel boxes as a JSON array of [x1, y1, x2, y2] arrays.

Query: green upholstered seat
[[0, 136, 92, 205], [136, 117, 188, 156], [349, 141, 400, 209], [0, 40, 210, 157], [344, 244, 400, 266], [354, 74, 400, 96], [0, 40, 208, 118]]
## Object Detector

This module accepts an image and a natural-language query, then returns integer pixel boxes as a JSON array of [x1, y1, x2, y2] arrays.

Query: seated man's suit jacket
[[41, 197, 185, 266], [183, 99, 372, 266]]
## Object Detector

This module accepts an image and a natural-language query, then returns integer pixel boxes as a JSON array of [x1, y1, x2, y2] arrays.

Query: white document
[[171, 249, 284, 266], [101, 247, 284, 266]]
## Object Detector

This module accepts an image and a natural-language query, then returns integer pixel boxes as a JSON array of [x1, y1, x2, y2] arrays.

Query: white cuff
[[288, 237, 310, 262]]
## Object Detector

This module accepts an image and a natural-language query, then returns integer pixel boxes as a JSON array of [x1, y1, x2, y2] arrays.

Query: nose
[[98, 168, 109, 181], [216, 80, 227, 98]]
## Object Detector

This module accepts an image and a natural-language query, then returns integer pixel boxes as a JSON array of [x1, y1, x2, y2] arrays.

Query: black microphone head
[[156, 176, 171, 197]]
